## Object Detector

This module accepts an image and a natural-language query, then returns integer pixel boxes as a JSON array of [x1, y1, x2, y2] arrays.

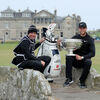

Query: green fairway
[[0, 41, 100, 73]]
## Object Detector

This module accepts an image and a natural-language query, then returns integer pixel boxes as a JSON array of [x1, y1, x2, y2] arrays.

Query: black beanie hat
[[30, 25, 36, 28], [28, 25, 37, 34]]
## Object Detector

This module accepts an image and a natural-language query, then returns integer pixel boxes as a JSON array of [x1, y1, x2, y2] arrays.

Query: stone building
[[0, 7, 81, 42]]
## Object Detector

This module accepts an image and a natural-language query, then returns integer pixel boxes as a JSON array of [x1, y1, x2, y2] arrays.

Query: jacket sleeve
[[20, 40, 40, 61], [72, 35, 77, 39], [83, 39, 95, 59]]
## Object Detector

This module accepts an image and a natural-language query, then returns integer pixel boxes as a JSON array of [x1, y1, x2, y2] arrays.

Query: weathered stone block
[[0, 67, 56, 100], [60, 65, 100, 90]]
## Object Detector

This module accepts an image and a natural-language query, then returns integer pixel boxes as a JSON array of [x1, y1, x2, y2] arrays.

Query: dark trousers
[[66, 56, 92, 83], [18, 56, 51, 73]]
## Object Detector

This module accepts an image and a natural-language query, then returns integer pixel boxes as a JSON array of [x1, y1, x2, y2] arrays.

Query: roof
[[1, 7, 16, 13], [63, 15, 73, 20], [22, 8, 33, 13], [34, 10, 55, 17], [54, 16, 64, 23]]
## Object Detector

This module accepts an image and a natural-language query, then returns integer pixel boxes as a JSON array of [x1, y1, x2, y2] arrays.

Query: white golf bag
[[37, 23, 61, 82]]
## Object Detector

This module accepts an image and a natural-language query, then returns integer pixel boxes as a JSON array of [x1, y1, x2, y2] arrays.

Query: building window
[[24, 32, 27, 35], [45, 18, 48, 24], [37, 18, 40, 24], [2, 13, 13, 17], [49, 18, 51, 24], [22, 13, 31, 17], [34, 18, 36, 24], [41, 18, 43, 24], [60, 32, 63, 37], [5, 32, 8, 35], [58, 24, 60, 29]]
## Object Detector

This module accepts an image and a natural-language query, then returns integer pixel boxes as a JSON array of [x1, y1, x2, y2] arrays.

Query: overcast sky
[[0, 0, 100, 30]]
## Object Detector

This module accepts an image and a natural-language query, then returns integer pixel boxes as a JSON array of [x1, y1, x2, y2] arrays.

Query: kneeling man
[[63, 22, 95, 88], [12, 25, 51, 73]]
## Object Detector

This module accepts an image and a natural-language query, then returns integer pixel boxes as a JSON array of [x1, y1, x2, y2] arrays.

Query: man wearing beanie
[[63, 22, 95, 88], [12, 25, 51, 73]]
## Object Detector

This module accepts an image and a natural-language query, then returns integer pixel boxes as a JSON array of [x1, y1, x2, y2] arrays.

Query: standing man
[[63, 22, 95, 88], [12, 25, 51, 73]]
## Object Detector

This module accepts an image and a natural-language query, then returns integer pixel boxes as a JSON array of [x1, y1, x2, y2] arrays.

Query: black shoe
[[79, 82, 87, 89], [63, 78, 74, 87]]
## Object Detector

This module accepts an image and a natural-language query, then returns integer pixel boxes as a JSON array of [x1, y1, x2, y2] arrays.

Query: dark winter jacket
[[12, 36, 41, 66]]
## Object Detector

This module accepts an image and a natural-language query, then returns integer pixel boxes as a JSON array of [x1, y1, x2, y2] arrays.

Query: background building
[[0, 7, 81, 42]]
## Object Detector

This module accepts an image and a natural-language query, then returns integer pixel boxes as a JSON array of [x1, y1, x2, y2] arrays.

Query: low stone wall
[[0, 67, 56, 100], [60, 65, 100, 90]]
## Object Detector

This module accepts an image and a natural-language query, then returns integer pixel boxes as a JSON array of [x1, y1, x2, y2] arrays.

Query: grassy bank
[[0, 41, 100, 73]]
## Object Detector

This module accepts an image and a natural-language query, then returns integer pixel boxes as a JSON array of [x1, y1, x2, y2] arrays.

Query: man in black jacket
[[12, 25, 51, 73], [63, 22, 95, 88]]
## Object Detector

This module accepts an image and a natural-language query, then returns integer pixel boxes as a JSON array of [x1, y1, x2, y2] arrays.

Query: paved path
[[50, 77, 100, 100]]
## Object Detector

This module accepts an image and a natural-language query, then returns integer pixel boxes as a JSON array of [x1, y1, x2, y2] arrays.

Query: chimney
[[35, 10, 37, 14], [77, 15, 81, 21], [18, 9, 21, 12], [72, 14, 76, 18]]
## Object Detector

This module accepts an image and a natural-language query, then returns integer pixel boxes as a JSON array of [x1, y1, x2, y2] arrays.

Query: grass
[[0, 41, 18, 67], [92, 42, 100, 73], [0, 41, 100, 73]]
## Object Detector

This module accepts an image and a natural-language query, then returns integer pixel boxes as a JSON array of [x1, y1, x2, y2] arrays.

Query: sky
[[0, 0, 100, 30]]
